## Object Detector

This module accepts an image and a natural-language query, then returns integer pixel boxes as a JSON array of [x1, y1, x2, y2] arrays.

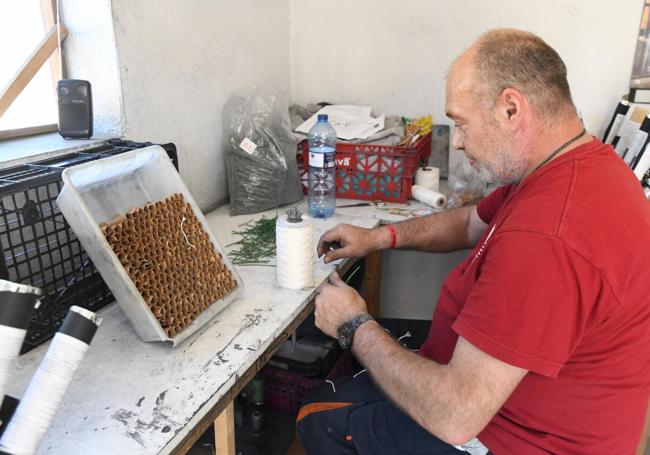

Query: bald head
[[453, 29, 576, 121]]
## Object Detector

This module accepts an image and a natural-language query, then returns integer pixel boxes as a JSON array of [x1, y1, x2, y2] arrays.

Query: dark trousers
[[296, 372, 466, 455]]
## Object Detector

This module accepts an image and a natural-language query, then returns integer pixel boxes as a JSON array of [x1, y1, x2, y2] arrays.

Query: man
[[296, 29, 650, 454]]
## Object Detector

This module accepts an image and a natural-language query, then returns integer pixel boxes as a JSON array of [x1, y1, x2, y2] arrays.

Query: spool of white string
[[276, 214, 314, 289], [414, 167, 440, 191], [0, 306, 99, 455], [0, 280, 41, 405], [411, 184, 447, 209], [0, 326, 26, 403]]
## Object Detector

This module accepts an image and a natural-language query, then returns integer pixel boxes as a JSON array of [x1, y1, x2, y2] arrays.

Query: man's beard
[[473, 138, 527, 186]]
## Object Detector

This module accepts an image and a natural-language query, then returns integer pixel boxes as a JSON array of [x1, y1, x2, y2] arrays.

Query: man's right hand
[[317, 224, 390, 263]]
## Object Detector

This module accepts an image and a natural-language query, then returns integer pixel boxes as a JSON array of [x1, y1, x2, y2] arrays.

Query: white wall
[[290, 0, 641, 138], [110, 0, 291, 211], [67, 0, 640, 213], [62, 0, 123, 137]]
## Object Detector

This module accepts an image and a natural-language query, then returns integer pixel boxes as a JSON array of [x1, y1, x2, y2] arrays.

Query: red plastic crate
[[299, 132, 431, 203], [262, 350, 355, 416]]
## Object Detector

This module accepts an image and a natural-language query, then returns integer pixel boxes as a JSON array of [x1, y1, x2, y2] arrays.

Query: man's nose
[[452, 129, 464, 150]]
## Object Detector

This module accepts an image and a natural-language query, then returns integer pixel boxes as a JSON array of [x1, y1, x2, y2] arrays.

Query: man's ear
[[495, 88, 526, 130]]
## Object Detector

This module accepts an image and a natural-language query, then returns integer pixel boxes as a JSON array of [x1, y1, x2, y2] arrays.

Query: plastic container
[[263, 350, 354, 416], [0, 139, 177, 353], [56, 146, 243, 345], [266, 336, 339, 378], [300, 132, 432, 203], [307, 114, 337, 218]]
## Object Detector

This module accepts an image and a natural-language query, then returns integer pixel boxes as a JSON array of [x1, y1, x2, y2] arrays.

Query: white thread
[[353, 369, 367, 378], [276, 215, 314, 289], [325, 379, 336, 392], [0, 310, 97, 454], [411, 185, 447, 209], [471, 224, 496, 265], [397, 331, 412, 342], [180, 217, 196, 249], [0, 326, 27, 404], [414, 167, 440, 191]]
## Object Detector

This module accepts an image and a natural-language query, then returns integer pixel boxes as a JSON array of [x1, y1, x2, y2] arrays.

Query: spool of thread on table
[[276, 209, 314, 290], [411, 184, 447, 209], [0, 306, 100, 455], [0, 280, 41, 405], [414, 166, 440, 191]]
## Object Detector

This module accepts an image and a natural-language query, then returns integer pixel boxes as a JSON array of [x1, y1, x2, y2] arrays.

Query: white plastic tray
[[56, 146, 244, 345]]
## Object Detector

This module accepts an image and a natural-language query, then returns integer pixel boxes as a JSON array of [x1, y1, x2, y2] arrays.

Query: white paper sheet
[[295, 105, 385, 140]]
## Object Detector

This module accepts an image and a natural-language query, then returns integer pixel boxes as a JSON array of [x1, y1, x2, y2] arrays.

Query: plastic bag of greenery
[[223, 86, 303, 215]]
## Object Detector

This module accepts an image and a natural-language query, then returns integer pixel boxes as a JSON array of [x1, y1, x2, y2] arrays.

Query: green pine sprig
[[226, 215, 277, 266]]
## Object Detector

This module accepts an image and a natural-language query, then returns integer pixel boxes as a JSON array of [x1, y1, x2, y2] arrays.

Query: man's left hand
[[314, 271, 368, 338]]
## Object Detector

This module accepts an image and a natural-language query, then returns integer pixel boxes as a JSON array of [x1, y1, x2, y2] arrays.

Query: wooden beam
[[0, 123, 57, 141], [215, 401, 235, 455], [40, 0, 63, 85], [0, 23, 68, 118]]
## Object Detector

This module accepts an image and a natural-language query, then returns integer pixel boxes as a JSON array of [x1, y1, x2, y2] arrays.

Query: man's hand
[[314, 271, 368, 338], [317, 224, 389, 264]]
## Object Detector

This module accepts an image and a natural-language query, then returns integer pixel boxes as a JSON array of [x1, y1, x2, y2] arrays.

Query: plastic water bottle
[[308, 114, 337, 218]]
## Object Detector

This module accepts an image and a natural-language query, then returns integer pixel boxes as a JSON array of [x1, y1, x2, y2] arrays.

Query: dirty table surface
[[7, 199, 389, 454]]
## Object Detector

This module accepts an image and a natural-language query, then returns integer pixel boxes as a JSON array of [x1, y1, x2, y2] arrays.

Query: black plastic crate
[[0, 139, 178, 353]]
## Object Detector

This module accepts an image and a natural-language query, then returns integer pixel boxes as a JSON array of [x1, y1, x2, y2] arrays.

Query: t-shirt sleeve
[[452, 231, 605, 378], [476, 185, 512, 224]]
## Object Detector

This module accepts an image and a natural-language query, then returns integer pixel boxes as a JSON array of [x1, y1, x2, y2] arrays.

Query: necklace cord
[[533, 128, 587, 172]]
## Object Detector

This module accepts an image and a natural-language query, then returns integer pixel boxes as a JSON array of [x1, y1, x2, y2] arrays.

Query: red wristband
[[385, 224, 397, 249]]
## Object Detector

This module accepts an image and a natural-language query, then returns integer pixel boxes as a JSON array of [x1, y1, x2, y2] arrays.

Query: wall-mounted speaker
[[57, 79, 93, 139]]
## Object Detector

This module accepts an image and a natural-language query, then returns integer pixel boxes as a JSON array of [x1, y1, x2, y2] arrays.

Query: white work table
[[6, 198, 415, 454]]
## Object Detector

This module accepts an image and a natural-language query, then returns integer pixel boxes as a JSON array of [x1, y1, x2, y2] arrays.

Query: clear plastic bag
[[223, 87, 303, 215], [446, 158, 487, 209]]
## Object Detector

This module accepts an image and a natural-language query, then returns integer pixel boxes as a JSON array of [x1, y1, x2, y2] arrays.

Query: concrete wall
[[62, 0, 123, 136], [110, 0, 291, 211], [377, 249, 469, 319], [290, 0, 640, 138]]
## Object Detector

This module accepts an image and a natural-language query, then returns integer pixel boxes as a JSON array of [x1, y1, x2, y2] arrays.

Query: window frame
[[0, 0, 66, 140]]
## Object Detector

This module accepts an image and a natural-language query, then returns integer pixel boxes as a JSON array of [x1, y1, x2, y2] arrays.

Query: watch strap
[[337, 313, 374, 349]]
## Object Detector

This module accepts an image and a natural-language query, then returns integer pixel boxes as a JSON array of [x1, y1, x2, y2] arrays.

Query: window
[[0, 0, 65, 138]]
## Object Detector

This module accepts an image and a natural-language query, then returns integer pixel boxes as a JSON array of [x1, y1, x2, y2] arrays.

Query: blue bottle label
[[308, 148, 336, 168]]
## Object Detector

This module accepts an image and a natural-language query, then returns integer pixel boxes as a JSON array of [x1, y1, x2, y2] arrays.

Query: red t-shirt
[[419, 139, 650, 454]]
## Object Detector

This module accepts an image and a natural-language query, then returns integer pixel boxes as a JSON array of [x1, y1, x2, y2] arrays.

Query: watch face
[[337, 314, 373, 350], [337, 323, 352, 349]]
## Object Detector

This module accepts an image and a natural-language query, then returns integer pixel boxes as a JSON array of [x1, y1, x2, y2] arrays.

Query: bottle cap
[[317, 114, 328, 121]]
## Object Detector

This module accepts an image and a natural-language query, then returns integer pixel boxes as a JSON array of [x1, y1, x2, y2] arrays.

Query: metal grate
[[0, 139, 177, 353]]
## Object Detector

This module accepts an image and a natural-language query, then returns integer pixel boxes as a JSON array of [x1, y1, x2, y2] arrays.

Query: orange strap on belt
[[296, 402, 354, 423]]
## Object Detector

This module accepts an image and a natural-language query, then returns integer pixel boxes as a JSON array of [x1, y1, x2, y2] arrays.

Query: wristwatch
[[337, 313, 374, 349]]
